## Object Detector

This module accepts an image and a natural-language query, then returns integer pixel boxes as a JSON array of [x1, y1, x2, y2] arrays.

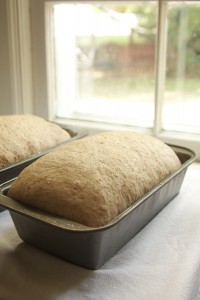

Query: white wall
[[0, 0, 48, 118], [0, 0, 13, 115]]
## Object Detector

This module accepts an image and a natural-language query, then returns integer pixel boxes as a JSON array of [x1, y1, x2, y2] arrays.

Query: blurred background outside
[[53, 2, 200, 133]]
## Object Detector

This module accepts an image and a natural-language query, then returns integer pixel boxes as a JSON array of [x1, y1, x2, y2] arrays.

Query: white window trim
[[154, 0, 167, 136], [7, 0, 200, 161]]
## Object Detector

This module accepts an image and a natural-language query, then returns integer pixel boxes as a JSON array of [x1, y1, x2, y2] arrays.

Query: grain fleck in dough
[[0, 114, 70, 168], [8, 131, 181, 227]]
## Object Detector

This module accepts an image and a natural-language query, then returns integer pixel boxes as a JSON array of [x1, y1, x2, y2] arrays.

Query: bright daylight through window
[[48, 1, 200, 134]]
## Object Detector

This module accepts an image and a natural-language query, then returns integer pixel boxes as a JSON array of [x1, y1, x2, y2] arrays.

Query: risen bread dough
[[8, 131, 181, 227], [0, 114, 70, 168]]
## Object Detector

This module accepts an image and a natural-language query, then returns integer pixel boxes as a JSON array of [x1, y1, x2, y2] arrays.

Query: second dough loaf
[[0, 114, 70, 168]]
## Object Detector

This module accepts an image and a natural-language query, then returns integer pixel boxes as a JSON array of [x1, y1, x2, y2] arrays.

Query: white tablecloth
[[0, 162, 200, 300]]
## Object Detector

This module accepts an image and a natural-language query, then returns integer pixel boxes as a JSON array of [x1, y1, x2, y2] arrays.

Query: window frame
[[8, 0, 200, 160]]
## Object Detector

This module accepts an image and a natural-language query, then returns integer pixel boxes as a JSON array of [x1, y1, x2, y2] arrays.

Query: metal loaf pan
[[0, 126, 87, 212], [0, 145, 196, 269]]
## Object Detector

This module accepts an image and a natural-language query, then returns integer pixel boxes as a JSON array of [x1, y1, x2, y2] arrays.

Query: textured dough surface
[[0, 114, 70, 168], [8, 131, 181, 227]]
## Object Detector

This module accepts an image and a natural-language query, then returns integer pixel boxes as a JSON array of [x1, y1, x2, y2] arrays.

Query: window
[[29, 0, 200, 159], [52, 2, 157, 128]]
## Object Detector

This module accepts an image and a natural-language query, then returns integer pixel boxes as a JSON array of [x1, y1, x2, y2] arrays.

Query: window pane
[[163, 1, 200, 134], [53, 2, 157, 127]]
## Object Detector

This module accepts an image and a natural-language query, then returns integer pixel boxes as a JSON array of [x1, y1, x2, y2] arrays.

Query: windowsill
[[54, 116, 153, 135]]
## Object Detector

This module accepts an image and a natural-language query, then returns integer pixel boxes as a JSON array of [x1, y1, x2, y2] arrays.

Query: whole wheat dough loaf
[[8, 131, 181, 227], [0, 114, 70, 168]]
